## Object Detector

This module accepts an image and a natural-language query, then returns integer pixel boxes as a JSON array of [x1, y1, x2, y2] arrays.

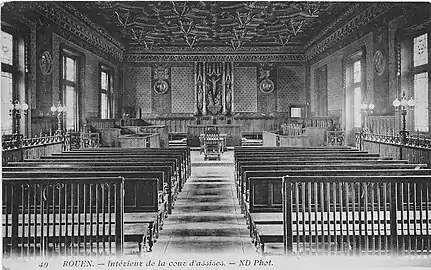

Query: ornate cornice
[[32, 2, 124, 61], [127, 45, 304, 54], [123, 54, 305, 63], [59, 2, 125, 50], [305, 3, 393, 61], [305, 3, 364, 49]]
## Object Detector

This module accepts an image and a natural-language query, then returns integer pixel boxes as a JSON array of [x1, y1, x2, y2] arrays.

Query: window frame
[[60, 46, 80, 132], [99, 64, 113, 119], [1, 26, 26, 136], [411, 31, 430, 134]]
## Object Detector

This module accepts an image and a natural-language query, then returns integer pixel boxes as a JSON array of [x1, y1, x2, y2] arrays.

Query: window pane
[[65, 56, 76, 81], [290, 107, 302, 118], [101, 71, 108, 90], [64, 85, 76, 131], [353, 60, 361, 83], [414, 33, 428, 67], [354, 87, 362, 128], [101, 92, 108, 119], [414, 72, 429, 132], [1, 31, 13, 65], [1, 72, 13, 134]]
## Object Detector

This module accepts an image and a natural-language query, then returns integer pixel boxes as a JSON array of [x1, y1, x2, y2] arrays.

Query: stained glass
[[65, 56, 76, 81], [101, 71, 108, 90], [1, 72, 13, 134], [353, 60, 361, 83], [413, 33, 428, 67], [414, 72, 429, 132], [1, 31, 13, 65], [353, 87, 362, 128], [101, 92, 108, 119]]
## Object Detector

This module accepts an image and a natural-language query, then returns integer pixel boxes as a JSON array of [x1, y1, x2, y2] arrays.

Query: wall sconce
[[51, 102, 67, 133], [392, 91, 415, 144]]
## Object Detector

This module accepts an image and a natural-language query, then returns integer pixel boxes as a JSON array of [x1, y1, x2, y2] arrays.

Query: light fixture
[[51, 102, 67, 132], [392, 91, 415, 144]]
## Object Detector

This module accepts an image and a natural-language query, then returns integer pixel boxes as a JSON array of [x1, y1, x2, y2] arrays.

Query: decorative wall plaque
[[154, 80, 169, 94], [260, 78, 274, 93], [373, 49, 386, 76], [40, 50, 53, 75]]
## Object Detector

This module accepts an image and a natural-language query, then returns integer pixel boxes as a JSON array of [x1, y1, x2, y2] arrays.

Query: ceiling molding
[[58, 2, 125, 50], [126, 45, 304, 54], [123, 54, 305, 63], [304, 3, 364, 49], [305, 3, 393, 61], [32, 2, 124, 61]]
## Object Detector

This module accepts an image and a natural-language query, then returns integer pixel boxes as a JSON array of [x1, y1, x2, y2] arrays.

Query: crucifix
[[207, 76, 220, 106]]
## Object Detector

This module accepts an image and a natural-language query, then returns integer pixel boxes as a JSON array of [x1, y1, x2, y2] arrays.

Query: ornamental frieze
[[127, 46, 304, 54], [123, 54, 305, 63], [305, 3, 394, 61], [32, 2, 123, 61]]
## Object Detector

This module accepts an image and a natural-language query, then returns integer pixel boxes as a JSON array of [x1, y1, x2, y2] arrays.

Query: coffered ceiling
[[61, 1, 369, 51]]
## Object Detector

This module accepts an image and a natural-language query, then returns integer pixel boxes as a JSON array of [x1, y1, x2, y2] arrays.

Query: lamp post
[[359, 101, 374, 150], [5, 100, 29, 147], [392, 91, 415, 144], [51, 102, 67, 134]]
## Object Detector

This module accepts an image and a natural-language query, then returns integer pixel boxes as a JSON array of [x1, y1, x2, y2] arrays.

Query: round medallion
[[259, 78, 274, 93], [373, 49, 386, 76], [154, 80, 169, 94], [40, 51, 53, 75]]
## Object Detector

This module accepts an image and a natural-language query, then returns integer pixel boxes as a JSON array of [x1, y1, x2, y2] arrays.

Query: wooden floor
[[149, 151, 256, 255]]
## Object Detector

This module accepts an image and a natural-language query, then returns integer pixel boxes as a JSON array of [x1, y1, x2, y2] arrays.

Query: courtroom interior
[[2, 1, 431, 263]]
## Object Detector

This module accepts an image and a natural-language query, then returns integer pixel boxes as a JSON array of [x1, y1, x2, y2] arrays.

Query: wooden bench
[[282, 175, 431, 256], [1, 177, 138, 257], [4, 164, 177, 215], [3, 172, 162, 253], [249, 175, 431, 255], [61, 147, 191, 178], [44, 152, 187, 190], [8, 160, 179, 211], [237, 161, 417, 199]]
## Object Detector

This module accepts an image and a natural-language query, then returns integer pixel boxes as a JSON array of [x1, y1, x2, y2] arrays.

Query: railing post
[[390, 182, 398, 255], [11, 183, 20, 256], [283, 177, 293, 255]]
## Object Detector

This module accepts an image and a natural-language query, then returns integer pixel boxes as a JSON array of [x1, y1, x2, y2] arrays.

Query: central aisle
[[152, 151, 255, 254]]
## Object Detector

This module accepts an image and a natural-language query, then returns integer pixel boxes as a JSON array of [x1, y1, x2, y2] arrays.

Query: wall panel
[[171, 66, 195, 114], [233, 67, 257, 112]]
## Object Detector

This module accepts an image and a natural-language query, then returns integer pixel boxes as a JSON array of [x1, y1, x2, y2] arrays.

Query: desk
[[199, 133, 227, 152], [187, 125, 242, 147]]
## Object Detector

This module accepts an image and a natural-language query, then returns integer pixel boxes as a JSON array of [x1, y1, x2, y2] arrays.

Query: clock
[[373, 50, 386, 76], [40, 51, 53, 75]]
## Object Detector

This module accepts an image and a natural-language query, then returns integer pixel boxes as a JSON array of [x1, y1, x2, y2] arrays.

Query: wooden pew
[[3, 171, 163, 252], [282, 175, 431, 256], [44, 153, 187, 190], [7, 160, 179, 211], [1, 176, 140, 257], [69, 147, 191, 178], [236, 161, 418, 199], [248, 174, 431, 255], [4, 164, 177, 215]]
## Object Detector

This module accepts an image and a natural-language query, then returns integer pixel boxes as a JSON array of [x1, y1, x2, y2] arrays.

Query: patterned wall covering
[[233, 67, 257, 112], [277, 66, 306, 112], [123, 67, 152, 114], [171, 67, 195, 113]]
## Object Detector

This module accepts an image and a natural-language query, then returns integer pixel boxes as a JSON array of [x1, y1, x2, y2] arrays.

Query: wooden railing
[[283, 175, 431, 256], [2, 177, 124, 257], [356, 132, 431, 167], [367, 115, 396, 135], [2, 132, 99, 165], [118, 133, 161, 148]]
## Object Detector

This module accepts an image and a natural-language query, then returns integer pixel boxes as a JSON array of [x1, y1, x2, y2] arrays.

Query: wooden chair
[[203, 126, 221, 160]]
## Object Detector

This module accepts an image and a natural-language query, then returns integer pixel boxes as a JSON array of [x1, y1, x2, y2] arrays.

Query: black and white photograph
[[1, 1, 431, 269]]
